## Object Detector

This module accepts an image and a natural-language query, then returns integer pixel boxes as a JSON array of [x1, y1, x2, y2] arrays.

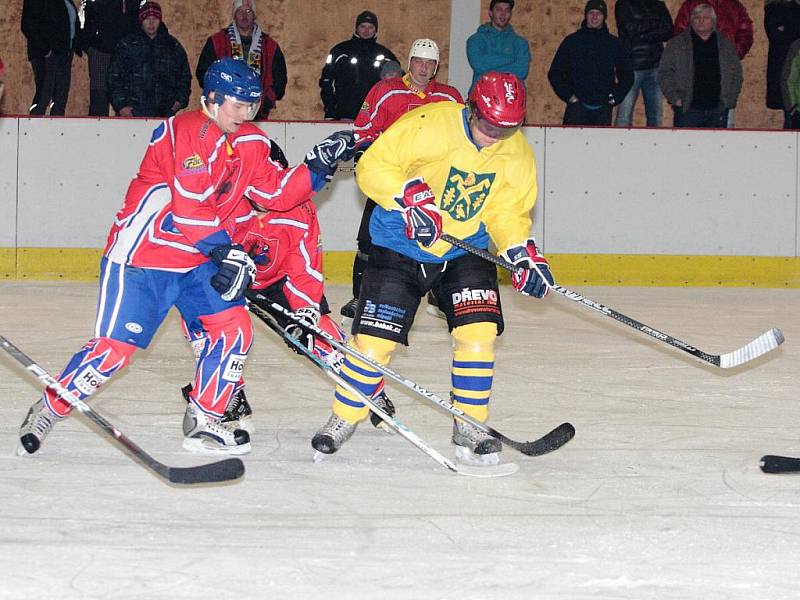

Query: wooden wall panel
[[0, 1, 784, 129]]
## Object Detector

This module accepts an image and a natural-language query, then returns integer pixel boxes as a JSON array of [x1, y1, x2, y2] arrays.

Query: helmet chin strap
[[200, 96, 220, 121]]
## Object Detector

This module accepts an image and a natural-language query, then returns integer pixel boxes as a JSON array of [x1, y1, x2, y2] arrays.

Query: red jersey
[[239, 200, 324, 310], [353, 74, 464, 146], [103, 110, 312, 271]]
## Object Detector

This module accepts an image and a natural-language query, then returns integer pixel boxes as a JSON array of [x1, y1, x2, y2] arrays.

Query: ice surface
[[1, 282, 798, 600]]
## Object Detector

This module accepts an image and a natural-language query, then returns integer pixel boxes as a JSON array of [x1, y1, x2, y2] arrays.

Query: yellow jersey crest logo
[[440, 167, 495, 221]]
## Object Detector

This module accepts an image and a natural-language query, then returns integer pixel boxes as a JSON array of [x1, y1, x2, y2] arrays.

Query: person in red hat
[[106, 1, 191, 117], [195, 0, 286, 119], [311, 72, 552, 470]]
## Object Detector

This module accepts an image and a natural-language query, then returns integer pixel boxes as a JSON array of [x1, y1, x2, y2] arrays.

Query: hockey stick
[[0, 335, 244, 485], [440, 233, 785, 369], [760, 455, 800, 474], [252, 295, 575, 457], [247, 301, 518, 477]]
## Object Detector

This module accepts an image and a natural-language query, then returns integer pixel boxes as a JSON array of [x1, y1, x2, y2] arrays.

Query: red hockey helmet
[[468, 72, 526, 139]]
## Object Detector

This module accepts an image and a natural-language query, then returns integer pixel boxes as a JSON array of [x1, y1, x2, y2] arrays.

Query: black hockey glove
[[209, 244, 256, 302], [304, 130, 356, 190], [284, 306, 321, 354]]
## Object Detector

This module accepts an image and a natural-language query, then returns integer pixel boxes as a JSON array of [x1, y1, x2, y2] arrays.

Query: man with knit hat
[[319, 10, 399, 120], [196, 0, 287, 119], [107, 1, 191, 117], [548, 0, 633, 126]]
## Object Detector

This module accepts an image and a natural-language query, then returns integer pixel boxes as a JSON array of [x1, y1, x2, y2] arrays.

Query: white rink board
[[17, 118, 154, 247], [543, 126, 798, 256], [0, 119, 17, 247], [5, 117, 800, 255]]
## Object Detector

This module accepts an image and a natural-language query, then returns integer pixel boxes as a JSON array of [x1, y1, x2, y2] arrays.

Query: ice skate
[[312, 413, 357, 458], [18, 398, 58, 456], [340, 297, 358, 327], [368, 390, 396, 433], [182, 402, 251, 456], [452, 418, 502, 466], [181, 384, 254, 433]]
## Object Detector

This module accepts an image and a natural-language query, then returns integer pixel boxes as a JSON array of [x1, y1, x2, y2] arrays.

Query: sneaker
[[18, 398, 58, 455], [182, 402, 251, 455], [182, 384, 254, 432], [368, 390, 396, 431], [340, 297, 358, 319], [425, 291, 446, 320], [311, 413, 357, 455], [452, 418, 502, 466]]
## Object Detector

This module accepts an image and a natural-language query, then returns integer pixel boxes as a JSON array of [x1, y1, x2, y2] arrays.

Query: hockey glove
[[500, 238, 554, 298], [304, 130, 356, 191], [394, 178, 443, 247], [284, 306, 321, 354], [209, 244, 257, 302]]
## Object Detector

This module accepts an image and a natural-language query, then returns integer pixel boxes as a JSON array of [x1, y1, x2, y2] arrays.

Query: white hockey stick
[[0, 335, 244, 485], [441, 234, 784, 369]]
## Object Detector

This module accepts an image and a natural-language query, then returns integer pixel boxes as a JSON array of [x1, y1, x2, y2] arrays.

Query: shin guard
[[451, 322, 497, 423], [44, 337, 137, 417], [333, 334, 396, 423], [192, 306, 253, 417]]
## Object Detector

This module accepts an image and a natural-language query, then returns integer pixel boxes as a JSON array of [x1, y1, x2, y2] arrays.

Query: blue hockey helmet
[[203, 58, 262, 118]]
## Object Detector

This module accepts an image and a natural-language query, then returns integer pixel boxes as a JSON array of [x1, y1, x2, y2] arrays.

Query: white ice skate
[[18, 398, 58, 456], [182, 402, 251, 456]]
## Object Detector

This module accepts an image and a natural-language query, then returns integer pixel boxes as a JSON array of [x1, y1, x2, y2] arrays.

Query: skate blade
[[182, 437, 252, 456], [454, 444, 501, 466], [340, 315, 354, 329], [16, 443, 33, 457], [375, 421, 395, 435], [455, 462, 519, 477], [313, 450, 330, 463]]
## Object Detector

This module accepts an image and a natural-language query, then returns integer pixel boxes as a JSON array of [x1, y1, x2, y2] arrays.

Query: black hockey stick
[[760, 455, 800, 474], [253, 296, 575, 457], [247, 301, 518, 477], [441, 234, 785, 369], [0, 335, 244, 485]]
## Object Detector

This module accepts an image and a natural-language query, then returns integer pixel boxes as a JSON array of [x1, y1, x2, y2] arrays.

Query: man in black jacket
[[548, 0, 633, 126], [319, 10, 398, 120], [21, 0, 81, 115], [107, 2, 191, 118], [614, 0, 673, 127], [77, 0, 140, 116]]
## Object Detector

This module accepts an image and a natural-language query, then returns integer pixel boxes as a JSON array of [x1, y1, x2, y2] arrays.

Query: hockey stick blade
[[0, 335, 245, 486], [247, 300, 519, 477], [256, 298, 574, 459], [759, 455, 800, 474], [440, 234, 785, 369]]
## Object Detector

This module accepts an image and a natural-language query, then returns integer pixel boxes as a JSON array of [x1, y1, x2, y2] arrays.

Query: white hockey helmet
[[408, 38, 440, 72]]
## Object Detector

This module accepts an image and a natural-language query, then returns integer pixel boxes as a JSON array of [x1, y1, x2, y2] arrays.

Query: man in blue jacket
[[466, 0, 530, 89]]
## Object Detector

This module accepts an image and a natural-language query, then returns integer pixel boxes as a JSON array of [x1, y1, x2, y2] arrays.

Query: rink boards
[[0, 116, 797, 286]]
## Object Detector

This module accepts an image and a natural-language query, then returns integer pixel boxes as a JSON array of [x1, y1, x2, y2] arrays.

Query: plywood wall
[[0, 0, 783, 129]]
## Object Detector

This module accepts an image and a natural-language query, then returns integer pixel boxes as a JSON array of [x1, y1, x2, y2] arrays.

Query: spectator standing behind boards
[[673, 0, 752, 127], [658, 3, 743, 128], [614, 0, 674, 127], [196, 0, 287, 119], [107, 2, 191, 118], [548, 0, 633, 126], [319, 11, 398, 120], [766, 0, 800, 126], [780, 37, 800, 128], [21, 0, 82, 115], [77, 0, 139, 116], [466, 0, 530, 89]]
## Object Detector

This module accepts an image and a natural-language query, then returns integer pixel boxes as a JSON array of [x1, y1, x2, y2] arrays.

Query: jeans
[[673, 106, 728, 128], [614, 68, 663, 127]]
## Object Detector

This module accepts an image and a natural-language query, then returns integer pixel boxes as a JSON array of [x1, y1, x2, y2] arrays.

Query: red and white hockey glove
[[394, 178, 443, 247], [500, 238, 554, 298]]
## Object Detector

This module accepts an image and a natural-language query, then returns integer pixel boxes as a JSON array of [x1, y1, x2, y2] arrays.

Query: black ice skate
[[312, 413, 357, 456], [368, 390, 396, 431], [452, 418, 502, 466]]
